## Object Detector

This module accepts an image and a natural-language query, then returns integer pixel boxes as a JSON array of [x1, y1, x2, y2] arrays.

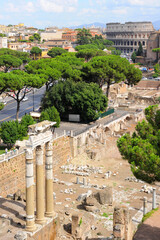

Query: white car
[[22, 97, 28, 102]]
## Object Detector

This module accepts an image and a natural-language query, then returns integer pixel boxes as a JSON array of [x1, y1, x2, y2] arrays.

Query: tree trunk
[[16, 101, 20, 120], [106, 82, 110, 98]]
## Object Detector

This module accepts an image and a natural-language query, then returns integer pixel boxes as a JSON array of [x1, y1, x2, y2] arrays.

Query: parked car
[[22, 97, 28, 102], [155, 77, 160, 81]]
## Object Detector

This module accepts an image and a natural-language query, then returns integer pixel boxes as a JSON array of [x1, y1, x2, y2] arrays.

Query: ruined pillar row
[[45, 141, 54, 217], [36, 145, 46, 224], [25, 148, 36, 232]]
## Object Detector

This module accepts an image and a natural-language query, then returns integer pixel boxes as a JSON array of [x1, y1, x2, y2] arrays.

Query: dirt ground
[[53, 122, 160, 239]]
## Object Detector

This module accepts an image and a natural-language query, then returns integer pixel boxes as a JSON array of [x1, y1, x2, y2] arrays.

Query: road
[[0, 86, 45, 122]]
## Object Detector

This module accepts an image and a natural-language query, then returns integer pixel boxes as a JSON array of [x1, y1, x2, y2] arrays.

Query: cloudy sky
[[0, 0, 160, 28]]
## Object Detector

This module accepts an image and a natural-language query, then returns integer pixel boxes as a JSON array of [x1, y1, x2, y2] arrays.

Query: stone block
[[94, 187, 113, 205]]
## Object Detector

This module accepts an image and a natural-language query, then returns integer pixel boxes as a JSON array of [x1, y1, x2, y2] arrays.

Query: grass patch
[[102, 213, 109, 218], [113, 182, 117, 187], [142, 208, 158, 223]]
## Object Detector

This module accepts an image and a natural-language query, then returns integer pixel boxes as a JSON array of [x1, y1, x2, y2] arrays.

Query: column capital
[[25, 148, 33, 160], [46, 141, 53, 151]]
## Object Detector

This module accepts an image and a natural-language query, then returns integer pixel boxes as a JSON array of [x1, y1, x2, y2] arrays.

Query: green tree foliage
[[20, 114, 35, 131], [0, 120, 27, 148], [29, 33, 41, 42], [137, 42, 143, 56], [131, 52, 137, 63], [75, 44, 99, 51], [75, 38, 113, 51], [0, 48, 30, 63], [82, 55, 142, 96], [41, 80, 108, 122], [47, 47, 67, 58], [117, 105, 160, 182], [0, 70, 46, 119], [111, 50, 121, 55], [77, 28, 92, 45], [30, 47, 42, 59], [76, 49, 107, 61], [25, 54, 84, 90], [0, 55, 22, 72], [40, 106, 60, 127], [0, 33, 6, 37], [154, 63, 160, 76]]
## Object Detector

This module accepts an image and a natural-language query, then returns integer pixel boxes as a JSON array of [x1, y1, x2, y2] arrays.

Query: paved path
[[134, 207, 160, 240]]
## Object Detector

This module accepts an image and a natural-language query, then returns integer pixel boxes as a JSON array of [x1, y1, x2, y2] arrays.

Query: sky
[[0, 0, 160, 28]]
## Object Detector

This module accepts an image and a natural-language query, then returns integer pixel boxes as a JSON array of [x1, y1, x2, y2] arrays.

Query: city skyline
[[0, 0, 160, 28]]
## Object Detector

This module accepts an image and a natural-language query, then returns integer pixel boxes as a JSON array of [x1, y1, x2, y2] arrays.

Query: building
[[43, 39, 70, 49], [40, 31, 63, 42], [62, 31, 77, 42], [0, 37, 8, 48], [146, 31, 160, 62], [106, 22, 155, 55]]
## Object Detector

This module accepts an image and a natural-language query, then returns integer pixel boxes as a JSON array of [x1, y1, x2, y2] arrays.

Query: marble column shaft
[[45, 141, 54, 217], [25, 148, 36, 232], [36, 145, 45, 224]]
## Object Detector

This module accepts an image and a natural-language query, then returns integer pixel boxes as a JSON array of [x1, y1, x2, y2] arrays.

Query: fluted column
[[25, 148, 36, 232], [36, 145, 45, 224], [45, 141, 54, 217]]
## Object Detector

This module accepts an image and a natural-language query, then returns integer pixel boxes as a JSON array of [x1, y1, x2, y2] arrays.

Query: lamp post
[[33, 88, 35, 112]]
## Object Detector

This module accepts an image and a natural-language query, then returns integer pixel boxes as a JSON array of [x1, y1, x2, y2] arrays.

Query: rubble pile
[[61, 164, 103, 176]]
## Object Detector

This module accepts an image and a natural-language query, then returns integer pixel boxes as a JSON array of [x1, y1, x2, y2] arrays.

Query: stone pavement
[[133, 207, 160, 240]]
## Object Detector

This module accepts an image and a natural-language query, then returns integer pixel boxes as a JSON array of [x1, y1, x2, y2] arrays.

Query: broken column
[[152, 188, 156, 210], [76, 177, 79, 184], [45, 141, 54, 217], [25, 148, 36, 232], [36, 145, 45, 224], [72, 213, 83, 239], [113, 206, 132, 240], [143, 197, 147, 216]]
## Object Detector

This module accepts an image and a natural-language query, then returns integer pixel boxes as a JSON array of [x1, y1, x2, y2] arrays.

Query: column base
[[35, 218, 46, 225], [45, 211, 54, 218], [26, 224, 36, 232]]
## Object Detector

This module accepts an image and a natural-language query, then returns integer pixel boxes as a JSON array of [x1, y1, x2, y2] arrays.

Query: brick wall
[[0, 136, 71, 198]]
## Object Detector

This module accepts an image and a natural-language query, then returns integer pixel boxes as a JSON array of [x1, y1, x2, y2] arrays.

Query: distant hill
[[70, 22, 106, 29], [153, 20, 160, 30]]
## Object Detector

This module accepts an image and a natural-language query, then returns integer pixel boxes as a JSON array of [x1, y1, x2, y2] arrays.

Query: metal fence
[[99, 108, 114, 118]]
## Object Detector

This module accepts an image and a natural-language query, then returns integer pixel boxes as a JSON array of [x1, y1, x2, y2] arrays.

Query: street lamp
[[33, 88, 35, 112]]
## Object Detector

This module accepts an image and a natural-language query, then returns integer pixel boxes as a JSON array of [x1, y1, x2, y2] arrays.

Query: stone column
[[25, 148, 36, 232], [152, 188, 156, 210], [45, 141, 54, 217], [143, 197, 147, 216], [36, 145, 45, 224]]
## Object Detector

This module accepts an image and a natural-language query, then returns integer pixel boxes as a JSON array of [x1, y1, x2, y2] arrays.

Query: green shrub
[[153, 73, 159, 78], [40, 106, 60, 127], [0, 103, 4, 111], [21, 114, 35, 131]]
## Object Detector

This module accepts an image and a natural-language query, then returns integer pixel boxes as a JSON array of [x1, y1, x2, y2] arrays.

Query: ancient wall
[[0, 136, 71, 198], [28, 217, 59, 240]]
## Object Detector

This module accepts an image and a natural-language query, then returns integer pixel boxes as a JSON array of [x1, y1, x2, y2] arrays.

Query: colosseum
[[106, 22, 155, 55]]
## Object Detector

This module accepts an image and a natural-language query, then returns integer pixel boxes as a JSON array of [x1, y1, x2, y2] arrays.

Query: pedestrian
[[5, 148, 8, 154]]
